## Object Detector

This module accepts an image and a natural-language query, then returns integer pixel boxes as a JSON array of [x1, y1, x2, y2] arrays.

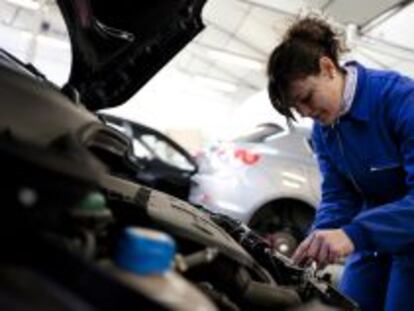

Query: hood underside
[[57, 0, 207, 111]]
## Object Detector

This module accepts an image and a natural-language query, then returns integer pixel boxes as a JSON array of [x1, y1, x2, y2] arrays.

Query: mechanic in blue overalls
[[267, 17, 414, 311]]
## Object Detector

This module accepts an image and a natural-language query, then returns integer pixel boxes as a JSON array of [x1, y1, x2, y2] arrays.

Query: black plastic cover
[[57, 0, 207, 110]]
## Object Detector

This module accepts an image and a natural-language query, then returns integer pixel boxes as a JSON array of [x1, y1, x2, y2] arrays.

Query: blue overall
[[312, 62, 414, 311]]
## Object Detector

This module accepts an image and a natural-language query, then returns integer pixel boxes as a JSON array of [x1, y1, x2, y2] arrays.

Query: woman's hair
[[267, 17, 343, 119]]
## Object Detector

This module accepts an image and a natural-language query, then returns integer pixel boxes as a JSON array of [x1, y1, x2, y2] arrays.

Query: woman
[[267, 17, 414, 311]]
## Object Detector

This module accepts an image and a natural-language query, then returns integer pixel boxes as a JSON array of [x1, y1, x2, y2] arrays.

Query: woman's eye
[[302, 93, 312, 103]]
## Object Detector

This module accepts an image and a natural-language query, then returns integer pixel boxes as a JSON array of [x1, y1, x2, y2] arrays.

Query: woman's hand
[[292, 229, 354, 268]]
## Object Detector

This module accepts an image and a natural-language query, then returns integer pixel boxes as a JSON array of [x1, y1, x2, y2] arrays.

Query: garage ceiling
[[173, 0, 412, 101], [308, 0, 410, 26], [0, 0, 413, 104]]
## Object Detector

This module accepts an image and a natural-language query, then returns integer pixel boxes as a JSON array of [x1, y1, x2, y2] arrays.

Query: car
[[189, 122, 321, 256], [99, 116, 319, 255], [99, 113, 198, 200], [0, 0, 234, 309], [0, 0, 356, 309]]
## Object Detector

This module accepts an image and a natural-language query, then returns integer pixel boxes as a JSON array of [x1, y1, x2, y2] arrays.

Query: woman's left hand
[[292, 229, 354, 268]]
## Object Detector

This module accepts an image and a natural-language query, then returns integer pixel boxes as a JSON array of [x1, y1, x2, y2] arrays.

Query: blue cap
[[115, 227, 176, 275]]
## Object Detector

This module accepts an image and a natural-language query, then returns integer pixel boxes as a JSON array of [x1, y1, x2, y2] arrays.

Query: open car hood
[[57, 0, 207, 111]]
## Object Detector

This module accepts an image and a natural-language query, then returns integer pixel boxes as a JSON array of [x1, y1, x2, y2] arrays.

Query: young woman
[[267, 17, 414, 311]]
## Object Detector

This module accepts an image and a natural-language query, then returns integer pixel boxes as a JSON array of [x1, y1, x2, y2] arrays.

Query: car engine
[[0, 56, 359, 310]]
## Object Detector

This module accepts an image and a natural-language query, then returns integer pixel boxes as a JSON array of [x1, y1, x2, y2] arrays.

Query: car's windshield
[[136, 134, 194, 171], [103, 116, 195, 172]]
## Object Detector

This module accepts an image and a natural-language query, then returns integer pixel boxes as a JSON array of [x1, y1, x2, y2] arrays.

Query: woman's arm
[[343, 79, 414, 253], [311, 126, 363, 230]]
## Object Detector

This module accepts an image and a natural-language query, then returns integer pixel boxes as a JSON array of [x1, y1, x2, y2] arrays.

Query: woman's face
[[287, 57, 344, 125]]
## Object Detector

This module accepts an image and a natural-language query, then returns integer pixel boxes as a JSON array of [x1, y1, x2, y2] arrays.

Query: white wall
[[104, 66, 240, 147], [0, 24, 71, 86], [224, 90, 313, 140]]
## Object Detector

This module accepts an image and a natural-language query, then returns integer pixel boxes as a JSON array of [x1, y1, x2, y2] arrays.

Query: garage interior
[[0, 0, 414, 310], [1, 0, 414, 148]]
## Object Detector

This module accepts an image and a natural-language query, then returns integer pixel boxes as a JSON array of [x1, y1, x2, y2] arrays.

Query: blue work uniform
[[312, 61, 414, 311]]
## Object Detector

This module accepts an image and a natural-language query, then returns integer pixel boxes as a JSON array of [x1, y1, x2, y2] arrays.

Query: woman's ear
[[319, 56, 336, 79]]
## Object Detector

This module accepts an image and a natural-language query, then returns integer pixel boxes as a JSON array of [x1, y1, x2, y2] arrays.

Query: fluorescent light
[[38, 35, 70, 50], [282, 180, 301, 189], [281, 171, 307, 183], [194, 76, 238, 93], [18, 31, 70, 49], [6, 0, 40, 10], [243, 0, 303, 14], [208, 50, 263, 70]]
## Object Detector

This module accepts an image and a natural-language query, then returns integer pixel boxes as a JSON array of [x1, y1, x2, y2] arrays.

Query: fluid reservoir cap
[[115, 227, 176, 276], [78, 192, 106, 211]]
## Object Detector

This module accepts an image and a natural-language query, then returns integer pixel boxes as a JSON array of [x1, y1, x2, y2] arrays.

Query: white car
[[189, 123, 321, 256]]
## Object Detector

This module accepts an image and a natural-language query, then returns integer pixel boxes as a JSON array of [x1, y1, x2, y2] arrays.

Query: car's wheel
[[248, 201, 315, 257]]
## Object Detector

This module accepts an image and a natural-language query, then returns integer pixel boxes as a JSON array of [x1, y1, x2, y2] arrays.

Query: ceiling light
[[18, 31, 70, 49], [242, 0, 303, 14], [281, 171, 307, 183], [193, 76, 238, 93], [5, 0, 40, 10], [282, 180, 301, 189], [38, 35, 70, 49], [207, 50, 263, 70]]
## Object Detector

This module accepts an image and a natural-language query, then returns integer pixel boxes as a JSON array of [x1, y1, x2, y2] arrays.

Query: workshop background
[[1, 0, 413, 152], [1, 1, 414, 306]]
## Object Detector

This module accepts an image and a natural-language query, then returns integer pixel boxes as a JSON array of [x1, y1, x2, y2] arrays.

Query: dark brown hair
[[267, 17, 343, 119]]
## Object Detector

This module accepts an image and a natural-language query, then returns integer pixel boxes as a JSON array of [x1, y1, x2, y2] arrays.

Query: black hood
[[57, 0, 207, 111]]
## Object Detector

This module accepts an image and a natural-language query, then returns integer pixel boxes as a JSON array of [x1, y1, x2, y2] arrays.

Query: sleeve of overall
[[343, 83, 414, 253], [311, 126, 363, 230]]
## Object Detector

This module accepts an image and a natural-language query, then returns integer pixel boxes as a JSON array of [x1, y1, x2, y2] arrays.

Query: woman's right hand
[[292, 229, 354, 268]]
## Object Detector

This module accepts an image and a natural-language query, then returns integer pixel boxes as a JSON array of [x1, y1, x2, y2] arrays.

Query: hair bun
[[286, 17, 340, 58], [266, 16, 344, 120]]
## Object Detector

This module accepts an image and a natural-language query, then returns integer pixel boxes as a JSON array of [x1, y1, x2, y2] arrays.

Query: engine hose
[[243, 280, 301, 309], [80, 229, 96, 260], [198, 282, 240, 311], [233, 266, 301, 309]]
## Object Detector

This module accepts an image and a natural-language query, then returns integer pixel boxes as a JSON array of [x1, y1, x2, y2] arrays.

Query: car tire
[[248, 200, 315, 257]]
